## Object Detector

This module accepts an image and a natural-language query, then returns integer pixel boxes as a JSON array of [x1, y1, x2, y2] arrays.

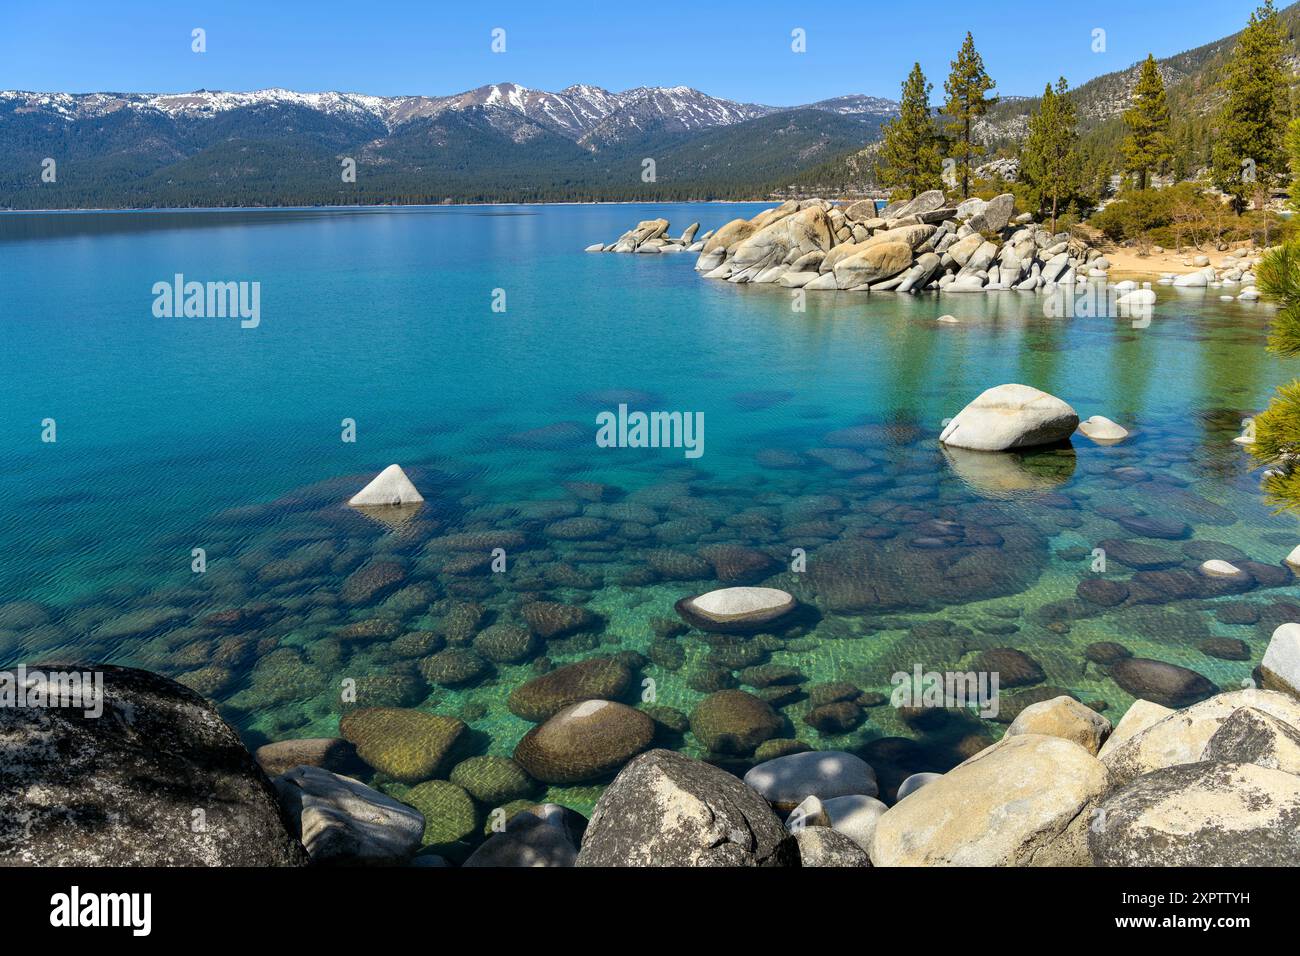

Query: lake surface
[[3, 204, 1298, 834]]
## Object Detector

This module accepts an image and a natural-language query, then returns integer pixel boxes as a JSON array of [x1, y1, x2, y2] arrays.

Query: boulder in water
[[348, 464, 424, 506], [940, 384, 1079, 451], [675, 586, 797, 633]]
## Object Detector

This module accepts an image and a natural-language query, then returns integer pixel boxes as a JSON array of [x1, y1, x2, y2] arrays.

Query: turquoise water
[[3, 204, 1299, 823]]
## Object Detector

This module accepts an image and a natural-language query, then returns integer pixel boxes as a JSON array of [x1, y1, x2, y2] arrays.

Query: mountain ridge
[[0, 83, 896, 207]]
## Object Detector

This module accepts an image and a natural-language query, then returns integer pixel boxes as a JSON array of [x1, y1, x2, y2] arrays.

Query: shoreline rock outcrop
[[591, 192, 1115, 296]]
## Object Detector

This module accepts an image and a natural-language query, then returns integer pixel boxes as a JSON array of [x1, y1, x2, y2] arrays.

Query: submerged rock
[[576, 749, 796, 867], [521, 601, 599, 639], [342, 561, 407, 606], [338, 707, 466, 782], [255, 737, 364, 778], [690, 689, 783, 755], [1109, 658, 1217, 708], [449, 756, 536, 804], [395, 780, 477, 852], [513, 700, 656, 784], [507, 657, 632, 721], [675, 586, 797, 633]]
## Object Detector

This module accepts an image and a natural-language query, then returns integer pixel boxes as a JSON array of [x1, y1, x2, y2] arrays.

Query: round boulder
[[513, 700, 655, 784], [507, 657, 632, 722], [939, 384, 1079, 451], [675, 586, 797, 633], [743, 750, 879, 812], [690, 690, 783, 755], [1109, 658, 1217, 709]]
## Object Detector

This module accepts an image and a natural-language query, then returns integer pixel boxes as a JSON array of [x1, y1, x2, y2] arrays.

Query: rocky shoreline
[[4, 638, 1299, 866], [589, 193, 1262, 304]]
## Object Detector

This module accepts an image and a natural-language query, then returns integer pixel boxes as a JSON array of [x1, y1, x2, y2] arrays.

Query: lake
[[2, 203, 1297, 832]]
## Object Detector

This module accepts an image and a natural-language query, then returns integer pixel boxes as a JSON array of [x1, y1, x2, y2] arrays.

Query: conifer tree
[[1121, 55, 1173, 189], [1249, 243, 1300, 509], [1020, 78, 1080, 231], [943, 33, 998, 199], [877, 63, 944, 200], [1211, 0, 1288, 213]]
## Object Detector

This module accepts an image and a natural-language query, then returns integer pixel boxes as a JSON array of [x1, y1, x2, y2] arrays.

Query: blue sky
[[0, 0, 1276, 104]]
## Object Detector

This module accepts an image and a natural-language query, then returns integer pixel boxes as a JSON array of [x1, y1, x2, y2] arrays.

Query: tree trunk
[[962, 117, 971, 199]]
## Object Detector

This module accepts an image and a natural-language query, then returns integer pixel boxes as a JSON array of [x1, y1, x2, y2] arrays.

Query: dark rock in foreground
[[0, 664, 307, 866], [576, 749, 797, 867]]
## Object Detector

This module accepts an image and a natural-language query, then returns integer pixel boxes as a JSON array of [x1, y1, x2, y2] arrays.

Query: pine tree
[[877, 63, 943, 200], [1249, 243, 1300, 509], [1020, 78, 1080, 232], [1285, 117, 1300, 210], [943, 32, 998, 199], [1211, 0, 1289, 213], [1121, 55, 1173, 189]]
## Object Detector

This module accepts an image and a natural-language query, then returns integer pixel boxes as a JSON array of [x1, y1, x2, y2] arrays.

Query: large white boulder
[[822, 794, 888, 852], [1089, 761, 1300, 866], [348, 464, 424, 506], [1100, 688, 1300, 787], [1261, 623, 1300, 701], [870, 734, 1109, 866], [832, 241, 913, 288], [1097, 699, 1174, 759], [727, 207, 832, 277], [743, 750, 878, 812], [940, 384, 1079, 451], [1006, 696, 1112, 755], [1173, 270, 1211, 288]]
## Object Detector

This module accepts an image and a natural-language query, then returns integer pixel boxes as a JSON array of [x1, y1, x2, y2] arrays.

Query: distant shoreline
[[0, 198, 865, 215]]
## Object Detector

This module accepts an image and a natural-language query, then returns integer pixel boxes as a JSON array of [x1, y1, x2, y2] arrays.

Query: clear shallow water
[[3, 204, 1299, 823]]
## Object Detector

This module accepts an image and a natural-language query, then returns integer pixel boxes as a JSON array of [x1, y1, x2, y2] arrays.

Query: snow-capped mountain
[[0, 83, 896, 208], [0, 83, 894, 144]]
